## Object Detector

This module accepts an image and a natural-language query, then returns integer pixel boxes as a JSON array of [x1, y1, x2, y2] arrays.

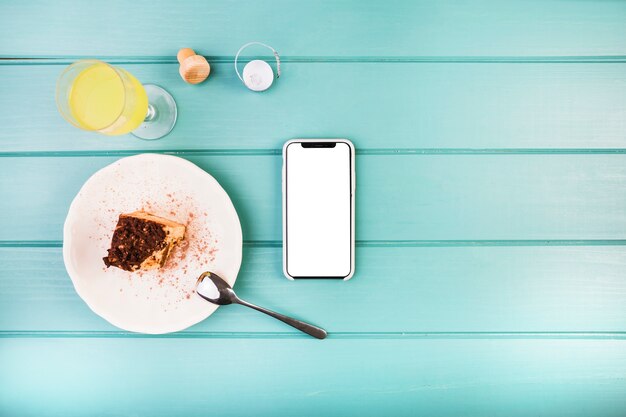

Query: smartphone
[[282, 139, 355, 280]]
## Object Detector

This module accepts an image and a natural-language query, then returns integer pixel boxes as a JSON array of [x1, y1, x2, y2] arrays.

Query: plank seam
[[1, 331, 625, 340], [2, 240, 626, 248], [2, 56, 626, 64], [2, 149, 626, 158]]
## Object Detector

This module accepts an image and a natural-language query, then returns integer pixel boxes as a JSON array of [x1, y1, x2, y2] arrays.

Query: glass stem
[[144, 104, 157, 122]]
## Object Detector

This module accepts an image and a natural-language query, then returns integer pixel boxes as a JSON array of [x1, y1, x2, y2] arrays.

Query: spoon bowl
[[196, 271, 237, 305]]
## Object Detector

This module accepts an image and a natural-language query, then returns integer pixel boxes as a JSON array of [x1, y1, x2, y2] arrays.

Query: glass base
[[131, 84, 177, 140]]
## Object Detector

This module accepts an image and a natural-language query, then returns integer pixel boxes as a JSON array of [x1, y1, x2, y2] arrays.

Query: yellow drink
[[68, 63, 148, 135], [58, 60, 176, 140]]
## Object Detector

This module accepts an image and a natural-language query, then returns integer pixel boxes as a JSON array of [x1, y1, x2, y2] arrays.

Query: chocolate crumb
[[103, 215, 167, 271]]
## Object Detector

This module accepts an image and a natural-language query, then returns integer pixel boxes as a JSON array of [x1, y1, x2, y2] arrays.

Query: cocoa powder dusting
[[93, 190, 221, 310]]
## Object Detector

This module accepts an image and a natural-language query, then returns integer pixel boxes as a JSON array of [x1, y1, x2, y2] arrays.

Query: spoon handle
[[235, 299, 327, 339]]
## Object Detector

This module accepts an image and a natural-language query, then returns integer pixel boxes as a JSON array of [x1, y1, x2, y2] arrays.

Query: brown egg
[[177, 48, 210, 84]]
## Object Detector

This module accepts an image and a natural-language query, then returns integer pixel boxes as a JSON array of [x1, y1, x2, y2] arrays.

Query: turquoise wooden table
[[1, 1, 626, 415]]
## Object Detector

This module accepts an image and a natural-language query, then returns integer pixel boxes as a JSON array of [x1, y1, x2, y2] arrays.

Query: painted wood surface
[[2, 338, 626, 417], [1, 0, 626, 58], [1, 63, 625, 152], [2, 246, 625, 333], [2, 155, 626, 242], [1, 1, 625, 415]]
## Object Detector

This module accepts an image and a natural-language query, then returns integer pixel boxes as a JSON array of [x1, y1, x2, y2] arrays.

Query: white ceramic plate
[[63, 154, 243, 334]]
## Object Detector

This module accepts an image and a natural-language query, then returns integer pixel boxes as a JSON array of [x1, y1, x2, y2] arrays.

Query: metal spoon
[[196, 272, 327, 339]]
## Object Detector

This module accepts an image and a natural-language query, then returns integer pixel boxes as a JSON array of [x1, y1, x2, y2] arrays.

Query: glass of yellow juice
[[56, 60, 177, 140]]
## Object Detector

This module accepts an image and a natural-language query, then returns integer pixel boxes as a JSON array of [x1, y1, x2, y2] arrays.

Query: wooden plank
[[1, 63, 625, 152], [1, 154, 626, 242], [1, 1, 625, 58], [1, 246, 625, 333], [1, 338, 625, 416]]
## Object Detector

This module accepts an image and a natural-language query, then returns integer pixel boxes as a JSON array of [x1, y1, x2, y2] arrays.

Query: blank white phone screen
[[286, 142, 352, 277]]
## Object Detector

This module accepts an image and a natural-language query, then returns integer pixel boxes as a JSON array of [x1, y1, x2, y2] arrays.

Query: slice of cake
[[103, 211, 186, 271]]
